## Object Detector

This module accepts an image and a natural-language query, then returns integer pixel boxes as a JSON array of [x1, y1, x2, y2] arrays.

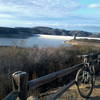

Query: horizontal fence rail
[[2, 53, 100, 100], [28, 63, 83, 89]]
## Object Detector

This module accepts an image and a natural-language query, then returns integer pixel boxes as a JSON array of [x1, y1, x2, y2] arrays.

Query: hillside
[[0, 26, 99, 38], [90, 33, 100, 38], [0, 27, 35, 38]]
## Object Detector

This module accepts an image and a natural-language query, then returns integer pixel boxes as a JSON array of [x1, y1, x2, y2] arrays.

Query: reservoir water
[[0, 34, 99, 48], [0, 35, 72, 47]]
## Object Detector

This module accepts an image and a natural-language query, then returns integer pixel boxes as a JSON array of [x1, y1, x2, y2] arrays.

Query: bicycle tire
[[90, 65, 95, 84], [75, 67, 94, 98]]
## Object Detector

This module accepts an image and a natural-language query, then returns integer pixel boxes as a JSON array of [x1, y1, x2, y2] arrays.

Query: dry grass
[[0, 45, 100, 99]]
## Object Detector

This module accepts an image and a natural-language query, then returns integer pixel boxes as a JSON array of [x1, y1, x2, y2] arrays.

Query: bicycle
[[75, 55, 95, 98]]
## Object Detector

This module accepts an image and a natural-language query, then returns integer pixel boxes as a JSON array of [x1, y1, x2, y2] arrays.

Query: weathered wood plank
[[28, 63, 84, 89]]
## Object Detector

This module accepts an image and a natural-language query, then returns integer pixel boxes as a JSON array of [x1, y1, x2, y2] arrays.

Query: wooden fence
[[2, 53, 100, 100]]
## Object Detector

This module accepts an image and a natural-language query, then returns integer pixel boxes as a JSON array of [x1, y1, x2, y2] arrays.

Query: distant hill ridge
[[0, 26, 99, 38]]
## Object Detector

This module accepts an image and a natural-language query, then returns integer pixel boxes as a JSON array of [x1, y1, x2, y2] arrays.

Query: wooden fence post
[[12, 71, 28, 100]]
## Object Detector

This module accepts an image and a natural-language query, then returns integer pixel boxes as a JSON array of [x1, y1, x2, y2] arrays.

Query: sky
[[0, 0, 100, 32]]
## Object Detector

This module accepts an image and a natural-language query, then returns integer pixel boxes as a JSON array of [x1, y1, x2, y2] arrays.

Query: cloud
[[0, 0, 83, 29], [88, 4, 100, 8], [0, 13, 14, 18], [0, 0, 80, 18], [0, 0, 100, 33]]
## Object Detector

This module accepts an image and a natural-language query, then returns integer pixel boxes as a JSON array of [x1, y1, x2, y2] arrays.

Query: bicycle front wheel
[[75, 67, 94, 98]]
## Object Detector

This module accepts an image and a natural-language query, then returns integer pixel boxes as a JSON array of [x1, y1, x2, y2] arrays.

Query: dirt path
[[58, 73, 100, 100]]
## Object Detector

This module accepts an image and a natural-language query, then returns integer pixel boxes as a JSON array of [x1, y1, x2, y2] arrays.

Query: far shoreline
[[64, 39, 100, 47]]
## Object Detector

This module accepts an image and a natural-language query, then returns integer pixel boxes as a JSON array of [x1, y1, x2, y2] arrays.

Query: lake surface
[[0, 35, 72, 48], [0, 34, 100, 48]]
